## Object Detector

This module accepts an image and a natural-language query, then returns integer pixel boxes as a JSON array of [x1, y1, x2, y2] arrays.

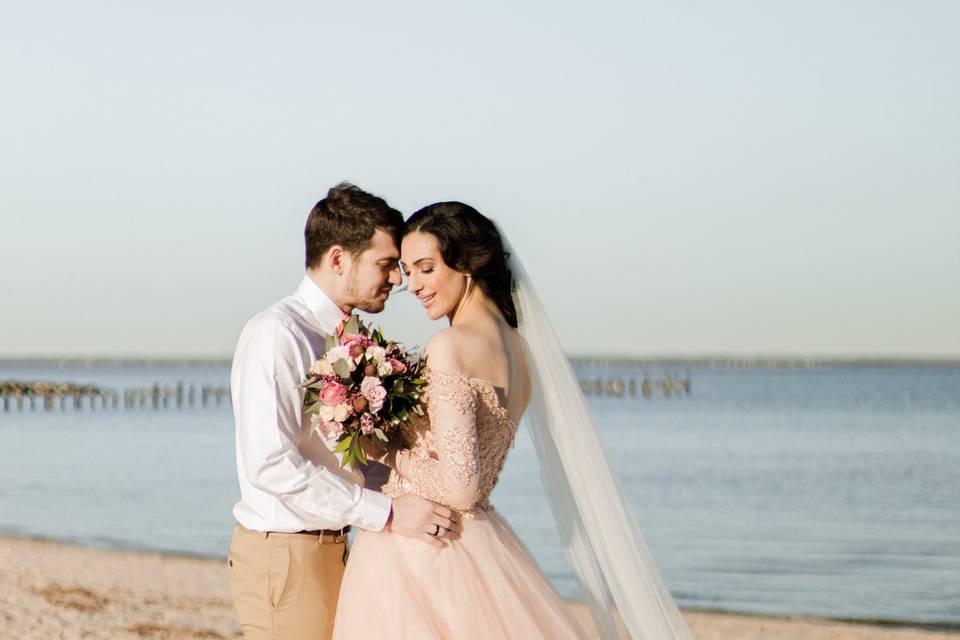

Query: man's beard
[[355, 296, 388, 313], [345, 271, 390, 313]]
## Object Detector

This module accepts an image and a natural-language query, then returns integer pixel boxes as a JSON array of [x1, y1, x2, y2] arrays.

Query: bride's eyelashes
[[399, 267, 433, 277]]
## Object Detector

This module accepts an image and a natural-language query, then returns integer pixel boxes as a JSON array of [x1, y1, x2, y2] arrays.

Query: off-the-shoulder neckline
[[424, 366, 517, 425], [425, 366, 503, 391]]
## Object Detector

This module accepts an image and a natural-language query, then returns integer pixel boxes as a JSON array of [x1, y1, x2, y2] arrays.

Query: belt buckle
[[319, 526, 347, 545]]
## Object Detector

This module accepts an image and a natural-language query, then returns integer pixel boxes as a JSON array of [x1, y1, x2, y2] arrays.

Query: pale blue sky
[[2, 1, 958, 358]]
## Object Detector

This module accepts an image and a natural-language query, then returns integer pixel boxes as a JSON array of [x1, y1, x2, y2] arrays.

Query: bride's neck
[[448, 288, 499, 327]]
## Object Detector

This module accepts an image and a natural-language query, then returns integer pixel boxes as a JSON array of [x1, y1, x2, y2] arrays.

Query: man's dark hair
[[304, 182, 404, 269]]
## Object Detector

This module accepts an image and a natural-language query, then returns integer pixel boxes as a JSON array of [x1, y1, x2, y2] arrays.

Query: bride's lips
[[418, 293, 436, 308]]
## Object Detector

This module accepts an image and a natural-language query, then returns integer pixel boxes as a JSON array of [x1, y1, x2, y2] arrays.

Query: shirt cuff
[[348, 488, 392, 532]]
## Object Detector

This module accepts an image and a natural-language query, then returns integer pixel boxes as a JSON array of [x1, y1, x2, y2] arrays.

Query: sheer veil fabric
[[505, 236, 694, 640]]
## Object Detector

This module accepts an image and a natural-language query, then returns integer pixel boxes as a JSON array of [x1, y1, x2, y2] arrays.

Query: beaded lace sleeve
[[394, 369, 481, 511]]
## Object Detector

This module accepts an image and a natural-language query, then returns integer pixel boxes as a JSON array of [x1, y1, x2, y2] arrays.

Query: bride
[[332, 202, 692, 639]]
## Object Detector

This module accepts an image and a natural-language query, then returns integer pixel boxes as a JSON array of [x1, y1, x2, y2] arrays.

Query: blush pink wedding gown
[[332, 368, 587, 639]]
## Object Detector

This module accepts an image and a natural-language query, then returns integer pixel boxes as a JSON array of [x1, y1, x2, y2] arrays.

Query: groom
[[227, 183, 457, 640]]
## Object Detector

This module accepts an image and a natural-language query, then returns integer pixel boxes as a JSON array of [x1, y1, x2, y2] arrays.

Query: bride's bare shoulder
[[423, 327, 469, 373], [424, 325, 498, 372]]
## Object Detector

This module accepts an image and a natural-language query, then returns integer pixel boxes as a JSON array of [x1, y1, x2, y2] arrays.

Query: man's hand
[[386, 493, 462, 548]]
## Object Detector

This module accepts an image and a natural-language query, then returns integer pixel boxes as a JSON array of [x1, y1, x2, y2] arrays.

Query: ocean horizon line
[[1, 354, 960, 369]]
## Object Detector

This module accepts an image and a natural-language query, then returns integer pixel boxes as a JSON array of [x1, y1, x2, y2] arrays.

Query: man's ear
[[327, 246, 345, 275]]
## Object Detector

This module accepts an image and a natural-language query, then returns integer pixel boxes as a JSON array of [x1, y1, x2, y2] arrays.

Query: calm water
[[1, 361, 958, 626]]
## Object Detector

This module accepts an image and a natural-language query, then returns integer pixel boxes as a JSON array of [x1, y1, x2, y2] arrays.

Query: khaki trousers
[[227, 524, 348, 640]]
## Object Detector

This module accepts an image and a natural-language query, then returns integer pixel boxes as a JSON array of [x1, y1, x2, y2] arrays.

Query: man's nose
[[388, 267, 402, 286]]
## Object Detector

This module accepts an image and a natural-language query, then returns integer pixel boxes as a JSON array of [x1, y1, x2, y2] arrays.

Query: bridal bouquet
[[302, 315, 426, 470]]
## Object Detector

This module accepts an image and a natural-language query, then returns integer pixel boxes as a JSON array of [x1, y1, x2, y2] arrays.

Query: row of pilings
[[1, 380, 230, 412], [2, 373, 687, 412], [577, 372, 691, 398]]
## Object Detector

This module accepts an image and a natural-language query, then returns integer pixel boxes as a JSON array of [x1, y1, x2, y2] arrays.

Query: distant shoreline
[[1, 355, 959, 369]]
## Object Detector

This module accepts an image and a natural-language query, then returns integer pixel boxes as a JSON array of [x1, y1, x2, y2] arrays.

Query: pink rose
[[340, 334, 372, 350], [360, 376, 387, 414], [389, 358, 407, 374], [319, 382, 349, 406], [360, 413, 376, 435], [318, 419, 344, 440]]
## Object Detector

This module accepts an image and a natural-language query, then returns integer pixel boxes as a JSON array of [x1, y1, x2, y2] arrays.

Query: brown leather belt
[[238, 523, 351, 539], [294, 526, 350, 537]]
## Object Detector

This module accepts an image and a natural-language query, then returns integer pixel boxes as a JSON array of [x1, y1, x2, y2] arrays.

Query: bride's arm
[[391, 334, 481, 512]]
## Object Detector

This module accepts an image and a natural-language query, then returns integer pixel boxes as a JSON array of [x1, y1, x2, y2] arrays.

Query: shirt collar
[[295, 274, 347, 334]]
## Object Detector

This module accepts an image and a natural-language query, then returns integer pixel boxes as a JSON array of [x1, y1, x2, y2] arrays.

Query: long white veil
[[506, 240, 693, 640]]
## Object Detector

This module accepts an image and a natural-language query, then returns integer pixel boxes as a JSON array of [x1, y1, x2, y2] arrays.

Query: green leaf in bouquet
[[413, 404, 425, 417], [332, 359, 351, 379], [325, 334, 337, 351], [307, 380, 327, 390], [373, 427, 388, 443], [333, 434, 353, 453], [354, 436, 368, 466], [393, 380, 405, 394], [343, 315, 360, 335]]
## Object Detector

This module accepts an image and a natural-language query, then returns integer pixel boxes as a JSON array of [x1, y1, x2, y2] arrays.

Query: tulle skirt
[[333, 509, 587, 639]]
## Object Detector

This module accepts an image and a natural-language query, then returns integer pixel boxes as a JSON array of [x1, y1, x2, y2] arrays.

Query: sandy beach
[[0, 535, 956, 640]]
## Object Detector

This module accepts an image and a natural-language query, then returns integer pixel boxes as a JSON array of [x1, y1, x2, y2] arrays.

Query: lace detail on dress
[[381, 368, 519, 516], [428, 368, 480, 415], [440, 426, 481, 485]]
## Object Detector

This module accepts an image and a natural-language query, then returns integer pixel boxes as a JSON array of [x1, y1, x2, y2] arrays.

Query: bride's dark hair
[[405, 202, 518, 328]]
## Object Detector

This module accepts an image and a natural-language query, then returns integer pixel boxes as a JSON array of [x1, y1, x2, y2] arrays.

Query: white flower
[[325, 346, 356, 372], [326, 345, 349, 361], [309, 359, 335, 376], [318, 405, 336, 422], [334, 402, 351, 422], [365, 346, 387, 362], [376, 360, 393, 377]]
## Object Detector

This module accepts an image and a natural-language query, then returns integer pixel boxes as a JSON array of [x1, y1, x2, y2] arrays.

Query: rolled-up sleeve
[[232, 315, 391, 531]]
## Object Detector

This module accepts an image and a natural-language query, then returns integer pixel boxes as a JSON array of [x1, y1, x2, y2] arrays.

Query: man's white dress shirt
[[230, 275, 392, 533]]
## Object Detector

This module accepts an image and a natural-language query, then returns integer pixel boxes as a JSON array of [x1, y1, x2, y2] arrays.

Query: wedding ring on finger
[[431, 524, 440, 537]]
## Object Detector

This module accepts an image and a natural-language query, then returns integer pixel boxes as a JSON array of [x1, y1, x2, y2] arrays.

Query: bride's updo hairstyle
[[405, 202, 518, 328]]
